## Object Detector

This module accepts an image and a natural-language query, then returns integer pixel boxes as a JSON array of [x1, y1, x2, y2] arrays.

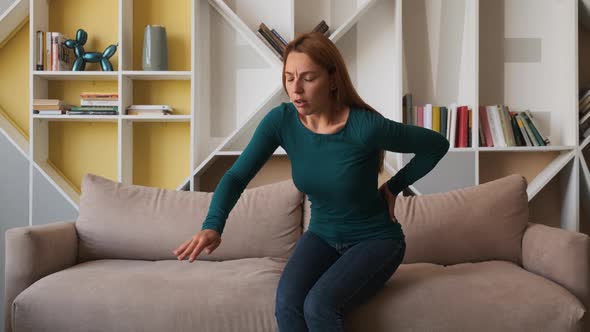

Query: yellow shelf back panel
[[49, 0, 119, 71], [49, 121, 118, 193], [132, 80, 191, 115], [47, 80, 119, 192], [0, 22, 29, 137], [133, 0, 191, 71], [133, 122, 190, 189]]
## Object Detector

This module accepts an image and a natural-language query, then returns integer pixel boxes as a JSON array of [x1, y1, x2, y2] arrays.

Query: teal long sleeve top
[[201, 102, 449, 244]]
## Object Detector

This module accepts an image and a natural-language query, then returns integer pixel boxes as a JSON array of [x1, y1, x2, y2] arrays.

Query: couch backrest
[[76, 174, 304, 262], [303, 174, 529, 265], [394, 174, 529, 265]]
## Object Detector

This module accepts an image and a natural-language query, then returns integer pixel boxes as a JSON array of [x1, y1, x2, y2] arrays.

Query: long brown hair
[[281, 31, 386, 174]]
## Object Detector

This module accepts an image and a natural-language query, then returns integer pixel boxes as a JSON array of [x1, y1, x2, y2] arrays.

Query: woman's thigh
[[276, 231, 341, 307], [305, 237, 406, 314]]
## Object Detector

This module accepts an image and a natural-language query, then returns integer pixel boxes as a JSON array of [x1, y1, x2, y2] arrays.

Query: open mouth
[[294, 99, 308, 107]]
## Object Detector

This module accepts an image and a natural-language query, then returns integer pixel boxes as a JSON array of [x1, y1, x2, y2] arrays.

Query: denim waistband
[[324, 237, 405, 255]]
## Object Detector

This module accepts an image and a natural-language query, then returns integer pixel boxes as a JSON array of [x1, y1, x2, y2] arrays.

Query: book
[[497, 105, 511, 146], [457, 106, 468, 148], [127, 110, 172, 116], [448, 103, 457, 148], [45, 31, 51, 71], [33, 105, 71, 111], [417, 106, 424, 127], [440, 106, 448, 139], [402, 93, 412, 125], [271, 29, 288, 47], [51, 32, 59, 71], [259, 24, 284, 57], [424, 104, 432, 130], [256, 31, 282, 59], [446, 105, 452, 141], [432, 106, 440, 134], [81, 100, 119, 106], [260, 23, 285, 54], [312, 20, 330, 35], [479, 106, 493, 147], [80, 92, 119, 98], [126, 105, 173, 111], [36, 30, 44, 70], [33, 98, 63, 105], [56, 33, 72, 71], [35, 110, 65, 115], [491, 105, 506, 147], [517, 113, 539, 146], [67, 111, 118, 115], [467, 107, 473, 147], [513, 112, 533, 146], [70, 106, 119, 113], [508, 112, 524, 146], [524, 110, 550, 145]]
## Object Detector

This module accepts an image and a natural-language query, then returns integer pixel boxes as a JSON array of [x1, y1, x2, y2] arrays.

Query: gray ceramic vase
[[142, 25, 168, 71]]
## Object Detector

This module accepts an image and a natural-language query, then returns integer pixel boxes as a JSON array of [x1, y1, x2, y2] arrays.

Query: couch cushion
[[12, 258, 287, 332], [394, 174, 529, 265], [76, 174, 303, 262], [13, 260, 584, 332], [346, 261, 585, 332]]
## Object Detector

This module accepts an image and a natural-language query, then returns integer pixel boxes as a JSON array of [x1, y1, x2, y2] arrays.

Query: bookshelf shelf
[[32, 115, 119, 122], [120, 115, 191, 122], [449, 147, 476, 152], [479, 146, 576, 152], [217, 147, 287, 156], [33, 71, 118, 81], [122, 71, 191, 80]]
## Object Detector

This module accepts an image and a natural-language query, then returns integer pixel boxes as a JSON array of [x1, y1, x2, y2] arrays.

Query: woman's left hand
[[378, 182, 398, 222]]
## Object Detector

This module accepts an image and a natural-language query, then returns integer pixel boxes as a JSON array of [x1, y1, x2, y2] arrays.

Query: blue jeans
[[275, 230, 406, 332]]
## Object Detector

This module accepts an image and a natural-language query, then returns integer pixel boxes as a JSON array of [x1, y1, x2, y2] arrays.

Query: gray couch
[[4, 173, 589, 331]]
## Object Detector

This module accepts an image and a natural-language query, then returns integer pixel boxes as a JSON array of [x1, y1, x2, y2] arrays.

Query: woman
[[173, 32, 449, 331]]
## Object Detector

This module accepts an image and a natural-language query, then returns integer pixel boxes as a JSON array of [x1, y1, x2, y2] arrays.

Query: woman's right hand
[[173, 229, 222, 263]]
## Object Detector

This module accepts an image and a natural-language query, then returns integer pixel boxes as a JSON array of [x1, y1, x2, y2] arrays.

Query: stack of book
[[257, 23, 288, 59], [402, 94, 472, 148], [35, 31, 73, 71], [311, 20, 329, 35], [32, 99, 71, 115], [126, 105, 173, 116], [579, 86, 590, 141], [256, 20, 330, 60], [68, 92, 119, 115], [478, 105, 550, 147], [402, 94, 551, 148]]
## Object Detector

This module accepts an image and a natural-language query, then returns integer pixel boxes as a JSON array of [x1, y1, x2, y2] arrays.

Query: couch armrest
[[4, 221, 78, 332], [522, 222, 590, 309]]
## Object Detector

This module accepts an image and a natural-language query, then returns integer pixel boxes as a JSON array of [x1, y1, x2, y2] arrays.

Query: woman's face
[[284, 51, 334, 116]]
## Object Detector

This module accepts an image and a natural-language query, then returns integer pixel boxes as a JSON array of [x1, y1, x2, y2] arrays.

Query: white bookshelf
[[16, 0, 587, 230], [396, 0, 586, 231]]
